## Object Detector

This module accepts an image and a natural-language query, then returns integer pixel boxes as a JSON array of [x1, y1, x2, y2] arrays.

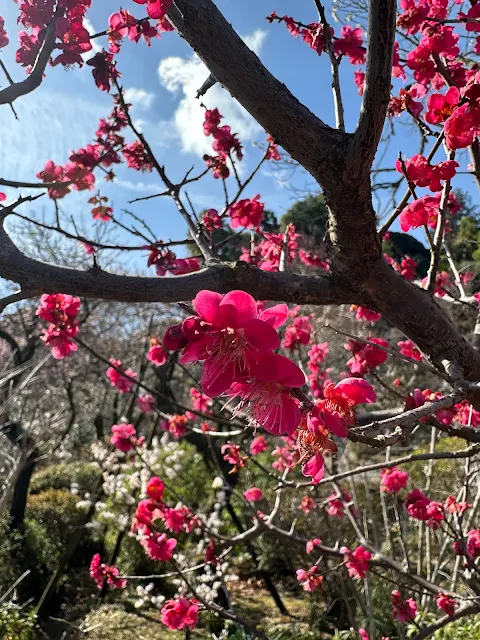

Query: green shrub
[[430, 612, 480, 639], [0, 514, 24, 592], [30, 462, 101, 496], [26, 489, 101, 572], [156, 440, 212, 510], [0, 603, 36, 640]]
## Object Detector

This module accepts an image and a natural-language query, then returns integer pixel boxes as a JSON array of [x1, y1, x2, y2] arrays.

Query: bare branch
[[426, 153, 454, 293], [314, 0, 345, 132]]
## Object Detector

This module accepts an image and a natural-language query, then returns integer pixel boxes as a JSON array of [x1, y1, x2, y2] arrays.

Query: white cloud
[[243, 30, 268, 53], [157, 30, 268, 158], [115, 178, 164, 192], [0, 88, 104, 184], [124, 88, 156, 111], [83, 17, 102, 56]]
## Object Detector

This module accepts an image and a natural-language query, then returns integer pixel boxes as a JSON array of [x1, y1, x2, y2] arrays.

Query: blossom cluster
[[147, 245, 200, 276], [89, 553, 126, 590], [203, 108, 243, 179], [15, 0, 92, 70], [36, 293, 81, 359]]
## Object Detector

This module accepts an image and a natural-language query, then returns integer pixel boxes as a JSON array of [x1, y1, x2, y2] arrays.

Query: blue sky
[[0, 0, 477, 271]]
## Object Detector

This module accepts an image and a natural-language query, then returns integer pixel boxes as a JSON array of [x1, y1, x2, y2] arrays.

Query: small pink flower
[[395, 154, 432, 187], [161, 507, 188, 533], [147, 337, 167, 366], [307, 342, 329, 373], [333, 26, 365, 63], [42, 325, 78, 359], [445, 495, 472, 514], [397, 340, 422, 361], [106, 359, 137, 393], [221, 442, 248, 472], [146, 476, 165, 502], [425, 86, 460, 125], [244, 487, 263, 502], [466, 529, 480, 558], [444, 104, 479, 150], [82, 242, 96, 254], [111, 423, 138, 452], [164, 414, 189, 439], [346, 338, 388, 375], [202, 209, 222, 232], [166, 290, 287, 397], [282, 315, 313, 350], [296, 566, 324, 592], [298, 249, 330, 270], [136, 394, 155, 413], [404, 488, 430, 520], [227, 352, 305, 436], [306, 538, 322, 554], [327, 490, 352, 517], [161, 597, 199, 630], [340, 545, 372, 579], [37, 293, 81, 359], [404, 489, 445, 528], [354, 70, 365, 96], [392, 590, 417, 622], [190, 387, 212, 413], [436, 594, 456, 616], [301, 452, 326, 484], [351, 305, 382, 323], [299, 495, 316, 514], [250, 435, 268, 456], [141, 532, 177, 561], [380, 467, 409, 493], [400, 196, 440, 232], [318, 377, 376, 433], [229, 195, 265, 229], [89, 554, 126, 590]]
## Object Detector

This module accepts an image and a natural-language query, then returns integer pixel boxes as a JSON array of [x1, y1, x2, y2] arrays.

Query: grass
[[78, 583, 313, 639]]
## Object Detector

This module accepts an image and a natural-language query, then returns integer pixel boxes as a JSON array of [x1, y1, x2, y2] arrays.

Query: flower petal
[[179, 338, 209, 364], [334, 377, 376, 405], [220, 290, 257, 326], [302, 453, 325, 484], [201, 357, 236, 397], [279, 393, 301, 436], [243, 318, 280, 352], [445, 86, 460, 106], [258, 303, 289, 328], [248, 353, 305, 387], [193, 290, 223, 324], [323, 409, 348, 438]]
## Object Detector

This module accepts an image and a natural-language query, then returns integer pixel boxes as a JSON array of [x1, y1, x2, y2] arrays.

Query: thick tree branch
[[0, 212, 354, 308], [351, 0, 397, 174], [167, 0, 347, 187], [361, 258, 480, 382]]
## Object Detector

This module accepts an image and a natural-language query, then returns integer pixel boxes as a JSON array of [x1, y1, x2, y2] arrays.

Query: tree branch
[[167, 0, 346, 188], [351, 0, 397, 173], [0, 210, 353, 309], [0, 8, 62, 106], [411, 604, 480, 640]]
